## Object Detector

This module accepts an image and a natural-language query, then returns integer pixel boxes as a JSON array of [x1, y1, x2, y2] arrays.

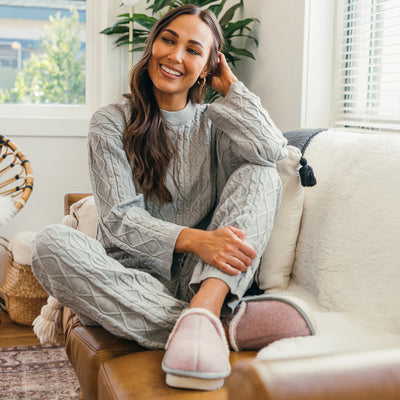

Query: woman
[[32, 4, 315, 391]]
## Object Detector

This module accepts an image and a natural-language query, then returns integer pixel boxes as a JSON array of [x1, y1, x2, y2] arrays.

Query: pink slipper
[[162, 308, 231, 391], [228, 295, 317, 351]]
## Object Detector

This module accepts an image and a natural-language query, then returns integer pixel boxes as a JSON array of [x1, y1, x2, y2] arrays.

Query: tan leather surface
[[98, 350, 257, 400], [227, 349, 400, 400], [63, 308, 146, 400]]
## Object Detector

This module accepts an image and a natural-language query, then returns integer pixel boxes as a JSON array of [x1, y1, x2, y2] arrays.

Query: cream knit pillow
[[62, 195, 98, 238], [257, 145, 304, 292]]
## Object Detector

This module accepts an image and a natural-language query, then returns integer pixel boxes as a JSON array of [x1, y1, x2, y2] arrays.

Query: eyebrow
[[163, 28, 205, 49]]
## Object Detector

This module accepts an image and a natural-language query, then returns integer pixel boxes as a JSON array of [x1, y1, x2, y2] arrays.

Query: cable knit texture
[[31, 82, 287, 349]]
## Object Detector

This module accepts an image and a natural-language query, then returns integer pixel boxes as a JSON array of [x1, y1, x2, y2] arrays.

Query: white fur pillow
[[62, 195, 98, 238], [292, 129, 400, 333], [257, 145, 304, 292], [8, 231, 37, 265]]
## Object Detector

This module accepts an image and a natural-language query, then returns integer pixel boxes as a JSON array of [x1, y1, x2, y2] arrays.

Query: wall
[[236, 0, 335, 132], [3, 136, 91, 239], [236, 0, 306, 132]]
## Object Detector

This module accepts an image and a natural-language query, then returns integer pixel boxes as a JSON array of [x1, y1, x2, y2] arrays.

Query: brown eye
[[188, 48, 200, 56], [162, 37, 174, 45]]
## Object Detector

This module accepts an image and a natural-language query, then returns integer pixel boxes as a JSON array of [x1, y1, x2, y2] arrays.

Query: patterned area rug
[[0, 343, 80, 400]]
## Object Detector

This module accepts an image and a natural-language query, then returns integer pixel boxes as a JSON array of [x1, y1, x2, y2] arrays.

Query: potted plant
[[101, 0, 258, 102]]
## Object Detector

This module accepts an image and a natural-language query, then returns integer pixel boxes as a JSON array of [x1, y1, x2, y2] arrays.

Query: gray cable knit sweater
[[88, 81, 288, 282]]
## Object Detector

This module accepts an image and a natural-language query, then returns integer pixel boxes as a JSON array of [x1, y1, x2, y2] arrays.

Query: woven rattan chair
[[0, 134, 35, 321], [0, 134, 34, 218]]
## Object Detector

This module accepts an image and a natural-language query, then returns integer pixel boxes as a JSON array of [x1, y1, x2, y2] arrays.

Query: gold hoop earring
[[198, 77, 206, 89]]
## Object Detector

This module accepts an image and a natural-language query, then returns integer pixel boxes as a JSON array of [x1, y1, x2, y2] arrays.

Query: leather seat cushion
[[63, 307, 146, 400], [98, 350, 257, 400]]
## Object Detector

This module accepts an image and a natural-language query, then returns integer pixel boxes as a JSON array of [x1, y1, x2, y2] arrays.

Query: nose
[[167, 46, 184, 63]]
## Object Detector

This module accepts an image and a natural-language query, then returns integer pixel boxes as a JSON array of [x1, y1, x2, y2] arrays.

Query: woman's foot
[[162, 308, 230, 391]]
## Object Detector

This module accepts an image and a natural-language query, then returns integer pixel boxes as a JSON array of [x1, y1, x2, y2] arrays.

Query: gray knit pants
[[31, 164, 281, 349]]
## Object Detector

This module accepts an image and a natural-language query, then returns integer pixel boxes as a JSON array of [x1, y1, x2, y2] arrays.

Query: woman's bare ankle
[[189, 278, 230, 317]]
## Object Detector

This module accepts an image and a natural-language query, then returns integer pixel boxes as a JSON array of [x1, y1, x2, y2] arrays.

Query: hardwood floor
[[0, 310, 64, 347]]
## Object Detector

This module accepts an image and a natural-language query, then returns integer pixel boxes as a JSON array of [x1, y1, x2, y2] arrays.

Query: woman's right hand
[[175, 226, 257, 276], [208, 52, 239, 96]]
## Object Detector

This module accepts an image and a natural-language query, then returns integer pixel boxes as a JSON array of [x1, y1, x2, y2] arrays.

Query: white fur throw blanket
[[258, 307, 400, 360], [292, 130, 400, 332], [259, 129, 400, 360]]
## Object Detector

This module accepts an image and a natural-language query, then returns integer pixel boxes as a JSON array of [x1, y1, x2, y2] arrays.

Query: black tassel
[[299, 156, 317, 187]]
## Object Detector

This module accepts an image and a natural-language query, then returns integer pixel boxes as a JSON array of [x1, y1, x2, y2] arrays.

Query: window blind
[[335, 0, 400, 132]]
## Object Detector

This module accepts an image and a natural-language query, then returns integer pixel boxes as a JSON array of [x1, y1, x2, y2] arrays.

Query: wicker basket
[[0, 237, 48, 326]]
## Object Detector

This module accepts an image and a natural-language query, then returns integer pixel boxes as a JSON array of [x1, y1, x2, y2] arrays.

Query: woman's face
[[147, 14, 214, 111]]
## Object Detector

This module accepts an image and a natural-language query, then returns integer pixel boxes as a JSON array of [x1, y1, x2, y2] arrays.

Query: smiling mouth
[[160, 64, 183, 77]]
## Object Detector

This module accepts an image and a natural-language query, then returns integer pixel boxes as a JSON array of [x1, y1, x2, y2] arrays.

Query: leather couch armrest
[[64, 192, 92, 216], [227, 348, 400, 400]]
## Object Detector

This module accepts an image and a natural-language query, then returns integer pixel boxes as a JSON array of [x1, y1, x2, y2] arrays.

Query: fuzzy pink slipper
[[228, 295, 317, 351], [162, 308, 231, 391]]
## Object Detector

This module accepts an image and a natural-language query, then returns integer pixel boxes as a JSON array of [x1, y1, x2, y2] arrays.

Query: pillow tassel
[[299, 157, 317, 187], [32, 296, 63, 344]]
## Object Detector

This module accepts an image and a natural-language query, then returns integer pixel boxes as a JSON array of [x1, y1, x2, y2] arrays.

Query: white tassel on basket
[[32, 296, 63, 344]]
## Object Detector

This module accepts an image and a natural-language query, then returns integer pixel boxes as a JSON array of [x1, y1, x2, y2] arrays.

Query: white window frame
[[0, 0, 127, 137]]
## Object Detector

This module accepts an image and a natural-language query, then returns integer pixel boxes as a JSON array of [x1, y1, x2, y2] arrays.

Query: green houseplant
[[101, 0, 258, 102]]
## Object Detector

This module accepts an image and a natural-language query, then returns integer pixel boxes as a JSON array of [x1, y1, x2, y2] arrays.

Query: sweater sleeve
[[88, 104, 185, 281], [206, 81, 288, 166]]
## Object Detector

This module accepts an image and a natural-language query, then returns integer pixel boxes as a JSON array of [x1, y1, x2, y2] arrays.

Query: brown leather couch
[[62, 194, 400, 400], [63, 305, 257, 400], [228, 349, 400, 400], [62, 193, 257, 400]]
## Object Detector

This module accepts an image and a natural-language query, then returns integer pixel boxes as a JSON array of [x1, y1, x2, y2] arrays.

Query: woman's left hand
[[209, 52, 239, 96]]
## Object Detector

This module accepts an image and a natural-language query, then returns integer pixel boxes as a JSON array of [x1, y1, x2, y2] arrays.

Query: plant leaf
[[196, 0, 221, 7], [223, 51, 240, 67], [115, 31, 148, 43], [231, 33, 259, 46], [227, 45, 255, 59], [113, 13, 157, 30], [148, 0, 175, 13], [100, 25, 129, 35], [223, 18, 257, 37], [131, 14, 158, 30], [219, 1, 242, 26]]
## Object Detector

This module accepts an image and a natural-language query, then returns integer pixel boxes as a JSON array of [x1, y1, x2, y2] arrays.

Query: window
[[335, 0, 400, 132], [0, 1, 86, 105], [0, 0, 126, 136]]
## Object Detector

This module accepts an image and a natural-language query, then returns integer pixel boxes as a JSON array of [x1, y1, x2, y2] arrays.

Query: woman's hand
[[209, 52, 239, 96], [175, 226, 257, 276]]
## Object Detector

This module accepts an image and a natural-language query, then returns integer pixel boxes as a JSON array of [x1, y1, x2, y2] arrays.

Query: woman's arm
[[175, 226, 256, 276], [88, 103, 185, 281], [207, 53, 288, 166]]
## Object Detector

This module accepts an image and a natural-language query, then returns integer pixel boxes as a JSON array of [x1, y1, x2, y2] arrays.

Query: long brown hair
[[123, 5, 224, 203]]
